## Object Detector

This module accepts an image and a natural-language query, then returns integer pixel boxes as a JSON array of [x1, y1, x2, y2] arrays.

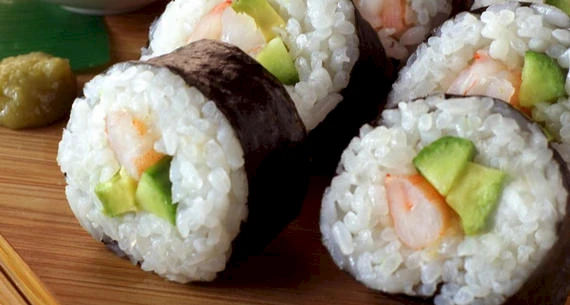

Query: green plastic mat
[[0, 0, 110, 71]]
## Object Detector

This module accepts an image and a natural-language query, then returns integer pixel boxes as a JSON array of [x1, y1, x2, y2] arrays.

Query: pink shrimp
[[385, 174, 456, 249], [105, 110, 165, 180], [356, 0, 410, 35], [186, 0, 266, 56], [381, 0, 408, 34], [187, 0, 233, 43], [447, 49, 524, 110]]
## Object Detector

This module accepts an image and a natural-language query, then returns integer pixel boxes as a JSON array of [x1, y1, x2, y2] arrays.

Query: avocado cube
[[135, 156, 177, 225], [446, 162, 506, 235], [519, 51, 567, 108], [413, 136, 476, 196], [256, 37, 300, 85], [95, 167, 139, 217], [231, 0, 285, 41]]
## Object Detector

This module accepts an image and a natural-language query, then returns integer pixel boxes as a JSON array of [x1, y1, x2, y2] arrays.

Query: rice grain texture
[[58, 63, 248, 283], [141, 0, 359, 131], [320, 95, 568, 305]]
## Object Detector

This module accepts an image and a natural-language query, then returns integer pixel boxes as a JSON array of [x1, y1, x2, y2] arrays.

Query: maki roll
[[320, 94, 570, 305], [388, 2, 570, 163], [141, 0, 361, 131], [141, 0, 396, 174], [57, 40, 309, 283]]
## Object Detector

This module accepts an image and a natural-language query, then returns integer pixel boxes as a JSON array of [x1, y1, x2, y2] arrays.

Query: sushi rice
[[57, 63, 249, 283], [320, 94, 567, 305], [141, 0, 359, 131], [471, 0, 544, 10], [387, 2, 570, 163], [354, 0, 453, 61]]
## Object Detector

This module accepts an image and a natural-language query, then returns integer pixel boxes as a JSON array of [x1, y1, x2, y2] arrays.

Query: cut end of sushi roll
[[57, 40, 309, 283], [388, 1, 570, 165], [320, 94, 570, 304]]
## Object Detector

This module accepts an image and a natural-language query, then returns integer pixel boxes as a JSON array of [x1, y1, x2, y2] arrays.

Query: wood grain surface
[[0, 1, 569, 305]]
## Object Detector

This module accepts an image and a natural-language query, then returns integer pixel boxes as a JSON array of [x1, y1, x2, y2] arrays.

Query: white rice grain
[[57, 64, 248, 283], [320, 95, 567, 305], [141, 0, 359, 131]]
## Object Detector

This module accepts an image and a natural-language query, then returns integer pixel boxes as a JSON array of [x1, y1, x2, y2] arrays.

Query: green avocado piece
[[413, 136, 476, 196], [519, 51, 567, 108], [231, 0, 285, 41], [546, 0, 570, 15], [95, 167, 139, 217], [256, 37, 300, 85], [135, 156, 177, 225], [446, 162, 506, 235]]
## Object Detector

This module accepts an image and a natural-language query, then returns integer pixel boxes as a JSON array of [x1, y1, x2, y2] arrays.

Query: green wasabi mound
[[0, 52, 77, 129], [413, 136, 476, 196], [519, 51, 567, 108]]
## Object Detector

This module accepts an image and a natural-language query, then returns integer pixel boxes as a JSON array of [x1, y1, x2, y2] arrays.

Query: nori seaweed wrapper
[[101, 39, 310, 265], [307, 7, 397, 176], [452, 0, 474, 14], [147, 39, 310, 259]]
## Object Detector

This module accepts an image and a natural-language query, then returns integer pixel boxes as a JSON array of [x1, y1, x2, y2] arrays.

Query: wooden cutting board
[[0, 1, 569, 305]]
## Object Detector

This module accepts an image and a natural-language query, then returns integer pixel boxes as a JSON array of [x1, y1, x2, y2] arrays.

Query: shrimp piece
[[381, 0, 408, 35], [220, 6, 266, 56], [385, 174, 455, 249], [356, 0, 409, 35], [447, 50, 522, 108], [355, 0, 384, 30], [187, 0, 232, 43], [186, 0, 266, 56], [106, 110, 165, 180]]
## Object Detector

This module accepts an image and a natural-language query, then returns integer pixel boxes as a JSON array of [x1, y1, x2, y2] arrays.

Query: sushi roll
[[141, 0, 396, 174], [320, 94, 570, 305], [141, 0, 361, 131], [388, 2, 570, 163], [57, 40, 309, 283]]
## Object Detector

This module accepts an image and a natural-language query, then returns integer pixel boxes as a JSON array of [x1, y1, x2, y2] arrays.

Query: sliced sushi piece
[[141, 0, 397, 174], [57, 40, 309, 283], [388, 2, 570, 165], [320, 94, 570, 305], [141, 0, 362, 131]]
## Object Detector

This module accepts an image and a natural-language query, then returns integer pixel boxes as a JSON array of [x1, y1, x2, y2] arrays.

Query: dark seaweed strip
[[452, 0, 474, 15], [307, 7, 396, 176], [147, 40, 310, 259]]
